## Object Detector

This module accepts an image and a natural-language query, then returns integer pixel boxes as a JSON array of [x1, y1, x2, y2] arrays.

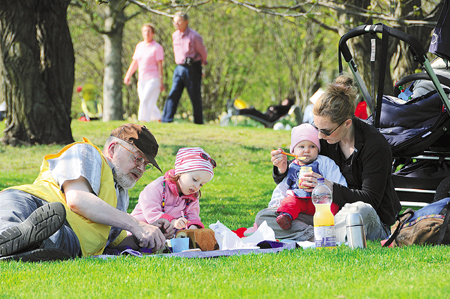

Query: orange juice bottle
[[312, 178, 336, 248]]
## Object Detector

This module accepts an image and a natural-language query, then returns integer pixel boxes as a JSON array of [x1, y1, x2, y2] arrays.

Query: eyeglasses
[[183, 153, 217, 168], [312, 119, 347, 136], [116, 143, 153, 171]]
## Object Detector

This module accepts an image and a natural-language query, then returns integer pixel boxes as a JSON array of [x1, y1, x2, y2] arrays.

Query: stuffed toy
[[176, 228, 219, 251]]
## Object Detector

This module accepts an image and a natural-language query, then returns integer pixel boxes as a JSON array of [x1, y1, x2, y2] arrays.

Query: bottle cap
[[345, 213, 363, 226], [317, 177, 325, 184]]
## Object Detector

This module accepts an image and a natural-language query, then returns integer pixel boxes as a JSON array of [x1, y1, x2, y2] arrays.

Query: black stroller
[[338, 11, 450, 206]]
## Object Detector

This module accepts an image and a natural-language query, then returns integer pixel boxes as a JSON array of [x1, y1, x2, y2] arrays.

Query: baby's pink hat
[[174, 147, 215, 181], [290, 123, 320, 154]]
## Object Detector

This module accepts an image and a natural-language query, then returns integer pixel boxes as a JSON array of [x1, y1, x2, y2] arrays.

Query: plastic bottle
[[312, 177, 336, 248]]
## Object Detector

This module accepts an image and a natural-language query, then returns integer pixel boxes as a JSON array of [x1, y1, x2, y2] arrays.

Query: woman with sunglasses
[[131, 147, 216, 235], [258, 75, 401, 243]]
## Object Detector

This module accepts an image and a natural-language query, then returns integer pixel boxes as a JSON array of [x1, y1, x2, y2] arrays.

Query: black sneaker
[[0, 202, 66, 257], [0, 248, 72, 262]]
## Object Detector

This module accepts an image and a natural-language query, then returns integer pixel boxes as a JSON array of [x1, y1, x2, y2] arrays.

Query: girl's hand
[[188, 225, 198, 230], [271, 148, 288, 174], [173, 217, 189, 229]]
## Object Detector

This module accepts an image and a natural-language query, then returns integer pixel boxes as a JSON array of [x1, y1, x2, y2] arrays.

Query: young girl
[[270, 123, 347, 230], [131, 147, 215, 233]]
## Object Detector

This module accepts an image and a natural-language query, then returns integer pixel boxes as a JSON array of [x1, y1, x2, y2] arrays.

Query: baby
[[269, 123, 347, 230], [131, 147, 216, 233]]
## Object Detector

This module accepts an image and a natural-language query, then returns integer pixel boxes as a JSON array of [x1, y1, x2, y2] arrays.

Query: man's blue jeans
[[162, 63, 204, 124], [0, 189, 81, 257]]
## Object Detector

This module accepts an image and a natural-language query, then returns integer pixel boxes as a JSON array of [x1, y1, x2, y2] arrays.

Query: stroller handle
[[339, 24, 427, 64], [396, 73, 450, 90]]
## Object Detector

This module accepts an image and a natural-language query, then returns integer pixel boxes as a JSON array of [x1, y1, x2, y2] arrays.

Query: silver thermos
[[346, 213, 367, 249]]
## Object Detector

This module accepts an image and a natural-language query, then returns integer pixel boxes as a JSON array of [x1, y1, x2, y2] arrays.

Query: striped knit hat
[[174, 147, 215, 181]]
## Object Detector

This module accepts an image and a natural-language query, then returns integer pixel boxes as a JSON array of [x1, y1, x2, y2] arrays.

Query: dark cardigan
[[274, 118, 401, 226]]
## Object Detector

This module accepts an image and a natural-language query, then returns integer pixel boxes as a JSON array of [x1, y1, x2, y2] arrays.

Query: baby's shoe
[[276, 213, 292, 230]]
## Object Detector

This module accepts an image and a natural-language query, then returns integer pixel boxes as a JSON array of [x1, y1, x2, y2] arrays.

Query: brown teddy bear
[[175, 229, 219, 251]]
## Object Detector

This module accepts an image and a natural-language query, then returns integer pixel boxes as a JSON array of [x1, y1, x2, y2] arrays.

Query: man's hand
[[271, 148, 288, 174], [152, 218, 176, 238], [134, 220, 166, 251]]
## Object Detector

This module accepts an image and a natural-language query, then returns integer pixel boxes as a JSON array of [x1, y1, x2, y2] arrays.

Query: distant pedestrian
[[161, 12, 208, 124], [124, 23, 165, 122]]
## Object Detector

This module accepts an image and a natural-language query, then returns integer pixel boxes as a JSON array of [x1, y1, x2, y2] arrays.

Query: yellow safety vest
[[9, 138, 126, 256]]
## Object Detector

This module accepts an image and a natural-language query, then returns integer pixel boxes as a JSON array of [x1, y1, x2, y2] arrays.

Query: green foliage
[[1, 121, 450, 297], [67, 2, 339, 122]]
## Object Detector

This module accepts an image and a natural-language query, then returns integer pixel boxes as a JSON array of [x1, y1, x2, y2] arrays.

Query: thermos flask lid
[[345, 213, 363, 226]]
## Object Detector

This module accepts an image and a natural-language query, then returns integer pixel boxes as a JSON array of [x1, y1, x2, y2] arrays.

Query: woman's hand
[[301, 172, 334, 193], [271, 148, 288, 174]]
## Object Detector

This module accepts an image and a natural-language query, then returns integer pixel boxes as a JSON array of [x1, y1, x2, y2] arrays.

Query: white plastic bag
[[209, 220, 275, 250]]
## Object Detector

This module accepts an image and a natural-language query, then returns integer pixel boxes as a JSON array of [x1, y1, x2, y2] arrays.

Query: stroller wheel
[[434, 176, 450, 202]]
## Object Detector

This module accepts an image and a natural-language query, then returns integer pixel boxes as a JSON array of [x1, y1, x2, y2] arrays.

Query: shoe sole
[[0, 202, 66, 257], [0, 248, 71, 262], [276, 216, 292, 230]]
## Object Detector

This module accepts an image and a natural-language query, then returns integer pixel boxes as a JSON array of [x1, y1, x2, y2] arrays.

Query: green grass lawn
[[1, 120, 450, 298]]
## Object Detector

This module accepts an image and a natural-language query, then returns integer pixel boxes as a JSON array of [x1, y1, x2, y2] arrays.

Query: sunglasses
[[312, 119, 347, 136], [116, 143, 153, 171], [183, 153, 217, 168]]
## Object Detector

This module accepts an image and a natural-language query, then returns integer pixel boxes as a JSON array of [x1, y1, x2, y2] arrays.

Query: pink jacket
[[131, 169, 204, 228], [132, 40, 164, 81]]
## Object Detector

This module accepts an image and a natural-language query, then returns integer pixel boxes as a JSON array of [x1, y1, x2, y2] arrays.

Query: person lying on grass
[[0, 123, 171, 262], [131, 147, 215, 236], [271, 123, 347, 231]]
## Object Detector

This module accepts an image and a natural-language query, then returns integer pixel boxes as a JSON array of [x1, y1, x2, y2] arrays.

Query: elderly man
[[161, 12, 208, 125], [0, 123, 172, 262]]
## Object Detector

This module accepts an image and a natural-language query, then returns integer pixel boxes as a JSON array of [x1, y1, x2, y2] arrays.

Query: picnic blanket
[[91, 221, 314, 260], [92, 240, 298, 260]]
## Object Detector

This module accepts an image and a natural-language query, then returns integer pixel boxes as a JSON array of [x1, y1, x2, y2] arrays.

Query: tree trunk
[[390, 0, 434, 83], [0, 0, 74, 146], [102, 1, 125, 121]]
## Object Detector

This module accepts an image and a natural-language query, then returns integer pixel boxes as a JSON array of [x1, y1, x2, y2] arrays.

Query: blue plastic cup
[[171, 238, 190, 253]]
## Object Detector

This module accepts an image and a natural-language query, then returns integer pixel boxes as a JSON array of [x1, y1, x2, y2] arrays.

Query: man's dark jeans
[[162, 62, 203, 124]]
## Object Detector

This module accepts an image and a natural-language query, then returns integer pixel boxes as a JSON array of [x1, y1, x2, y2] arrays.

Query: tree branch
[[222, 0, 439, 27], [127, 0, 212, 17]]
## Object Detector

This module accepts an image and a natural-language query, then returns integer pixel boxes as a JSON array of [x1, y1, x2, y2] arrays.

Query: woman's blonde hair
[[313, 74, 358, 123]]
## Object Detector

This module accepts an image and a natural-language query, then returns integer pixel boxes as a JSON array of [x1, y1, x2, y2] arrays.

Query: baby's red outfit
[[277, 195, 340, 218]]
